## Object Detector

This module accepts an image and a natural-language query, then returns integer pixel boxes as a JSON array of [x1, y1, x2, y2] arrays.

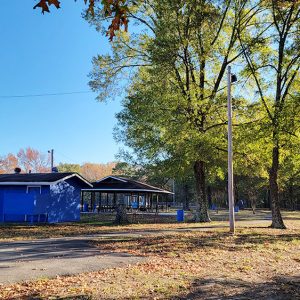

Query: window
[[26, 186, 42, 194]]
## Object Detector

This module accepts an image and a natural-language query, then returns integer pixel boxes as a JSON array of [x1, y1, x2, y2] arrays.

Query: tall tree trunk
[[193, 160, 211, 222], [268, 19, 288, 229], [269, 142, 286, 229], [114, 198, 129, 225]]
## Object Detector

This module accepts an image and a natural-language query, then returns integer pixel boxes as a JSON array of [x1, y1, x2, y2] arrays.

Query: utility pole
[[227, 66, 236, 233], [48, 149, 54, 172]]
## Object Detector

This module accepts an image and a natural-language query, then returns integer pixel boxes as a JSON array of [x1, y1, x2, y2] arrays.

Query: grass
[[0, 209, 299, 242], [0, 210, 299, 299], [0, 212, 167, 241]]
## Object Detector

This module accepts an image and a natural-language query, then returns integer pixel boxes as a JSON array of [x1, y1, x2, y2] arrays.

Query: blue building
[[0, 172, 92, 223]]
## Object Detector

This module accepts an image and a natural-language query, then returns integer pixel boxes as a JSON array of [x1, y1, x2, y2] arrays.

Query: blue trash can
[[234, 206, 239, 212], [177, 210, 184, 222], [83, 203, 89, 212]]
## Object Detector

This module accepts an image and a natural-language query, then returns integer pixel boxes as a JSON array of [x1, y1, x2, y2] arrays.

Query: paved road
[[0, 237, 145, 284], [0, 219, 271, 285]]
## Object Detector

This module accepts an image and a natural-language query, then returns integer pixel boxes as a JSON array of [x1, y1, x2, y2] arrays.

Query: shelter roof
[[83, 176, 173, 194], [0, 172, 92, 187]]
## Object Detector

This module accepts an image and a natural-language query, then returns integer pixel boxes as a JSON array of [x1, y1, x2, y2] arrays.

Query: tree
[[0, 154, 18, 174], [33, 0, 129, 40], [112, 161, 142, 178], [57, 163, 81, 173], [239, 0, 300, 228], [17, 147, 50, 173], [88, 0, 262, 222], [80, 162, 116, 181], [57, 162, 117, 180], [278, 93, 300, 210], [0, 148, 51, 174]]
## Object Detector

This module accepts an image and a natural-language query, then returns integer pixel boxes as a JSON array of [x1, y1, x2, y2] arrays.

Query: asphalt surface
[[0, 217, 272, 285], [0, 237, 145, 284]]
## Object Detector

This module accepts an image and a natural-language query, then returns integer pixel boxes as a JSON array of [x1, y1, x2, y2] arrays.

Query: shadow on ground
[[0, 239, 113, 263], [174, 275, 300, 300], [11, 276, 299, 300], [94, 229, 300, 255]]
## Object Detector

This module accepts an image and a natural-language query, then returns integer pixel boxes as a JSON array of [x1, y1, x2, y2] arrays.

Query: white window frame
[[26, 186, 42, 194]]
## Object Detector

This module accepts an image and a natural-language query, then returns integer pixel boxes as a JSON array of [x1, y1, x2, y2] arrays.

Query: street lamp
[[227, 66, 236, 233]]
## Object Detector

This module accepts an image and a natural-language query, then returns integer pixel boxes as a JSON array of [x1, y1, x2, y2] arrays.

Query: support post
[[172, 179, 175, 206], [227, 66, 235, 233], [91, 192, 95, 212], [113, 193, 116, 208], [106, 193, 109, 211], [99, 192, 102, 212], [165, 194, 168, 211], [81, 191, 84, 212]]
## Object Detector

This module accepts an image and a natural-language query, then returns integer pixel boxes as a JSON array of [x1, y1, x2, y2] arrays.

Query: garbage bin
[[177, 209, 184, 222], [83, 203, 89, 212], [234, 205, 239, 213], [132, 202, 138, 209]]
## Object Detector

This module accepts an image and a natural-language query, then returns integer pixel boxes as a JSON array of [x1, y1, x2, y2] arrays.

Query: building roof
[[83, 176, 173, 194], [0, 172, 92, 187]]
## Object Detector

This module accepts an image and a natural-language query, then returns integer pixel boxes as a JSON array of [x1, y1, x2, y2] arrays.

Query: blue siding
[[0, 189, 3, 222], [36, 178, 81, 223], [3, 192, 34, 221], [0, 185, 48, 222], [0, 186, 32, 222], [0, 177, 84, 223]]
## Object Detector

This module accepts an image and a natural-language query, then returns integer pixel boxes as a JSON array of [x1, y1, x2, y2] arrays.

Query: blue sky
[[0, 1, 122, 165]]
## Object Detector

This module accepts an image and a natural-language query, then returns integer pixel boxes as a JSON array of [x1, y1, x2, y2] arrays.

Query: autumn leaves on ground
[[0, 211, 299, 300]]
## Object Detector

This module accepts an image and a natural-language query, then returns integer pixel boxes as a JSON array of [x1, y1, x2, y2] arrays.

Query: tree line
[[0, 147, 117, 182]]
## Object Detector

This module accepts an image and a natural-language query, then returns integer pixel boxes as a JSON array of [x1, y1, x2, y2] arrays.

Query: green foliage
[[57, 163, 81, 173], [112, 161, 140, 178], [87, 0, 300, 214]]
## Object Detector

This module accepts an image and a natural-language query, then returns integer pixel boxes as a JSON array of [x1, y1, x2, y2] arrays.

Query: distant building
[[81, 175, 173, 212], [0, 172, 92, 223]]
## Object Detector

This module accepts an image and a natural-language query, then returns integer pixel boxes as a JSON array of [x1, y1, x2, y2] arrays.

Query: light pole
[[227, 66, 236, 233]]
